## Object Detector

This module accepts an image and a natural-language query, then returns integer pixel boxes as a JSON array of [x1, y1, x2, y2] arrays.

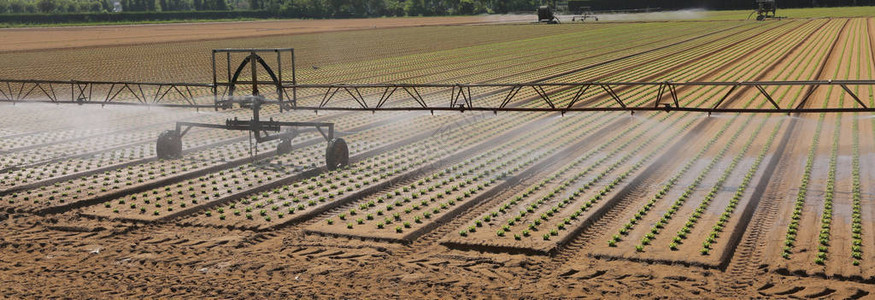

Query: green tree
[[404, 0, 424, 15], [36, 0, 57, 12], [458, 0, 473, 13], [8, 0, 25, 12], [24, 1, 37, 12]]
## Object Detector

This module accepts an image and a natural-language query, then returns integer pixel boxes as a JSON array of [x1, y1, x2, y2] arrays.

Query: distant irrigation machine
[[537, 5, 560, 24], [2, 47, 875, 166], [570, 7, 598, 22], [752, 0, 782, 21]]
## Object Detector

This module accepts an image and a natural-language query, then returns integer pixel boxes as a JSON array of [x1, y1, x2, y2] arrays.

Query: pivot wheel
[[277, 138, 293, 155], [325, 138, 349, 170], [156, 130, 182, 159]]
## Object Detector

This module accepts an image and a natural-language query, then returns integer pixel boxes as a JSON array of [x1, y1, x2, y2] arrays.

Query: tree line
[[572, 0, 875, 11], [0, 0, 541, 15], [2, 0, 874, 16]]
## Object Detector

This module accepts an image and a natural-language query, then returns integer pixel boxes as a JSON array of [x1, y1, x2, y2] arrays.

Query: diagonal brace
[[755, 85, 780, 110], [600, 84, 626, 108], [840, 84, 868, 108]]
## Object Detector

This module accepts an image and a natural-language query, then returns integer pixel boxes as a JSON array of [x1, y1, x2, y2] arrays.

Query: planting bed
[[759, 18, 875, 281], [306, 110, 621, 241]]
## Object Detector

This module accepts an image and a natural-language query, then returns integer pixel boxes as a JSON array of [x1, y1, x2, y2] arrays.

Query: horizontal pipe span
[[284, 80, 875, 88], [3, 99, 873, 113], [287, 106, 875, 113], [3, 78, 875, 114], [2, 79, 875, 88]]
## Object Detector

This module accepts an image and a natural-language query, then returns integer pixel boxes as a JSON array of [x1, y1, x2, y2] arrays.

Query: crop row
[[446, 106, 701, 252], [850, 110, 863, 265], [780, 19, 852, 264], [664, 115, 766, 253], [619, 114, 750, 252], [307, 109, 620, 240], [81, 113, 456, 222], [613, 18, 831, 261], [0, 107, 202, 152], [685, 19, 835, 258], [290, 24, 756, 237], [300, 22, 728, 85], [184, 110, 543, 229], [0, 108, 392, 193], [2, 110, 425, 213], [0, 105, 285, 188], [0, 104, 184, 139], [640, 19, 834, 262], [444, 19, 818, 254]]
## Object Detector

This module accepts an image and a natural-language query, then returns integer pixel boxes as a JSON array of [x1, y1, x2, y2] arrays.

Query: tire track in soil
[[718, 18, 852, 294], [719, 124, 791, 292]]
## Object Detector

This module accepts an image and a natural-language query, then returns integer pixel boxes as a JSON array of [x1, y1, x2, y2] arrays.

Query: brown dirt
[[0, 15, 529, 52]]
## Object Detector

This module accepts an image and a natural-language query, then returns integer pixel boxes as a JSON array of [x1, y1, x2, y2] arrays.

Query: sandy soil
[[0, 15, 530, 52]]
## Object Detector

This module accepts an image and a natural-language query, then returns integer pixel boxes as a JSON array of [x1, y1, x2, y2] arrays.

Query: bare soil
[[0, 15, 529, 52]]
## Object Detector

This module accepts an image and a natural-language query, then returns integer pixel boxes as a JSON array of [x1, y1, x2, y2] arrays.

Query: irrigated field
[[1, 11, 875, 298]]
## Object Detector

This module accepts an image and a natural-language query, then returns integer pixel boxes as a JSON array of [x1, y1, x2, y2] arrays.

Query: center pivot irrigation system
[[1, 48, 875, 167], [151, 49, 348, 170]]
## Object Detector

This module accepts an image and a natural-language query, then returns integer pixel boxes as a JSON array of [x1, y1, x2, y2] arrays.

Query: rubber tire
[[156, 130, 182, 160], [325, 138, 349, 170], [277, 138, 293, 155]]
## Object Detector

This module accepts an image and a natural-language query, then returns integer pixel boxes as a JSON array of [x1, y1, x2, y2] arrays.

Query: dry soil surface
[[0, 15, 530, 52]]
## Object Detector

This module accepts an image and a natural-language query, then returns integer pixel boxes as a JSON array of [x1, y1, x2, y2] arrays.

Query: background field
[[1, 10, 875, 298]]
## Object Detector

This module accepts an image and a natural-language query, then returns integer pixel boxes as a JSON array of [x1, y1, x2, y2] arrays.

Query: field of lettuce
[[1, 14, 874, 298]]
